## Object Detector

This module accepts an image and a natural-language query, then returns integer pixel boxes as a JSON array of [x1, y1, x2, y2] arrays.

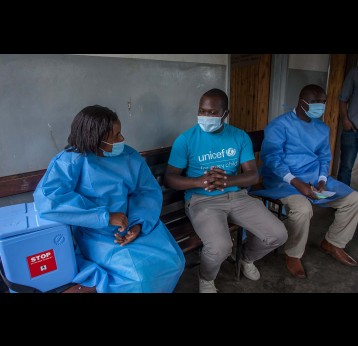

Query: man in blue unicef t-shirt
[[164, 88, 287, 293]]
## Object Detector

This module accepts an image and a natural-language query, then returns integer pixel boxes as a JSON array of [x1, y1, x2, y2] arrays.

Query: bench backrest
[[0, 170, 46, 198]]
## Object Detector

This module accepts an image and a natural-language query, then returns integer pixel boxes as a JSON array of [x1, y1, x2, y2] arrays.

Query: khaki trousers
[[280, 191, 358, 258], [185, 190, 287, 281]]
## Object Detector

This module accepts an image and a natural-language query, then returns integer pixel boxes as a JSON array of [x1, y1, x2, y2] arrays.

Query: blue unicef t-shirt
[[168, 123, 255, 200]]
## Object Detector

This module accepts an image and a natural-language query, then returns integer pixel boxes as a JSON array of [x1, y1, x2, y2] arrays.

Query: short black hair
[[202, 88, 228, 110], [299, 84, 326, 100], [65, 105, 119, 154]]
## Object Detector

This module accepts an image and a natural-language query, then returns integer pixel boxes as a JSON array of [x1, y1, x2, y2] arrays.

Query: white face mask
[[198, 111, 226, 133]]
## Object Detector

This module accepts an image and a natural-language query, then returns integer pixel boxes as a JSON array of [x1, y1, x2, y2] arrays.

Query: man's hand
[[317, 180, 326, 192], [291, 178, 318, 200], [342, 118, 357, 132], [114, 224, 141, 246], [203, 167, 228, 192], [109, 212, 128, 232]]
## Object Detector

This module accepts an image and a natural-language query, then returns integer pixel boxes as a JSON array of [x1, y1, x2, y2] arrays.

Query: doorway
[[229, 54, 271, 132]]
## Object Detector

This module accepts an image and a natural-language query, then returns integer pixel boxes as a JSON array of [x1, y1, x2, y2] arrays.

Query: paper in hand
[[313, 190, 336, 199]]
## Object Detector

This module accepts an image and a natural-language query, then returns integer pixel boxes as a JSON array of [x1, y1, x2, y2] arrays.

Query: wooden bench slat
[[0, 169, 46, 198], [162, 190, 185, 206], [177, 233, 203, 253], [161, 209, 187, 224], [167, 222, 196, 242], [61, 284, 97, 293]]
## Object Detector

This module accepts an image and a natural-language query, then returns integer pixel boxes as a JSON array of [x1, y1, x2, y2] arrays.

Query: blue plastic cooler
[[0, 202, 78, 293]]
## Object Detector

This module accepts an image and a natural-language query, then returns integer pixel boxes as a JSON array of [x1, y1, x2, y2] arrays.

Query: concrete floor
[[174, 205, 358, 293]]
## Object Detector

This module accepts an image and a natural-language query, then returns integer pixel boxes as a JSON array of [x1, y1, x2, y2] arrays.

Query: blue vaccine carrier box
[[0, 202, 78, 293]]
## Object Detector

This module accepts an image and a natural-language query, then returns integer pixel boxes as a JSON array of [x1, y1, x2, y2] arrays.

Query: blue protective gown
[[33, 145, 185, 293], [251, 111, 353, 205]]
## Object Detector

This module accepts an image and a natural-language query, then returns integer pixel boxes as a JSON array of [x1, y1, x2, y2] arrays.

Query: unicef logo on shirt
[[226, 148, 236, 156]]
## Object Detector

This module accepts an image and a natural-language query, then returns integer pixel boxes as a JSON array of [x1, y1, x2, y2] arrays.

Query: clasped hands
[[109, 212, 141, 246], [200, 166, 228, 192]]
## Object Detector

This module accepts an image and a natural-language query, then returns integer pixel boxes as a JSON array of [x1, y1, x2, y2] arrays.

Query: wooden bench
[[0, 129, 280, 293]]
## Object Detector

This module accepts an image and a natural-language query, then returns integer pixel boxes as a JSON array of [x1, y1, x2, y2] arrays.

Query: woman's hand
[[114, 224, 142, 246], [109, 212, 128, 232]]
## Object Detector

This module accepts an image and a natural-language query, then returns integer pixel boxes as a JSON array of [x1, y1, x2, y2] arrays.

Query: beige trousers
[[185, 190, 288, 281], [280, 191, 358, 258]]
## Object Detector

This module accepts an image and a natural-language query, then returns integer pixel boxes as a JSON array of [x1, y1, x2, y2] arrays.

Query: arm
[[227, 160, 259, 187], [224, 131, 259, 188], [164, 164, 211, 191], [261, 124, 292, 179], [261, 124, 318, 199], [165, 129, 259, 191], [290, 178, 318, 199], [126, 156, 164, 235], [222, 131, 259, 187], [309, 126, 331, 193], [203, 160, 259, 192], [164, 134, 213, 191], [317, 127, 331, 182], [33, 153, 110, 228], [340, 100, 356, 131], [340, 68, 357, 132], [165, 163, 258, 193], [114, 223, 141, 246]]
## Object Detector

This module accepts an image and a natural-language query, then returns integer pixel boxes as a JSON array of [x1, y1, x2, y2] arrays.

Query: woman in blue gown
[[34, 105, 185, 293]]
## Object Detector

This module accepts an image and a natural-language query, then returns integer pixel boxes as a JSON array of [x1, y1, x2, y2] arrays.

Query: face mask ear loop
[[221, 110, 227, 125], [300, 99, 308, 105]]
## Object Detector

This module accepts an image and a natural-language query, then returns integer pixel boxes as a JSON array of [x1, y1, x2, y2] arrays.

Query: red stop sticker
[[26, 249, 57, 278]]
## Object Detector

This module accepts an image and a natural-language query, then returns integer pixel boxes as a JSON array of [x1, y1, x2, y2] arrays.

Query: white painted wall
[[288, 54, 330, 72], [74, 54, 228, 65], [0, 54, 227, 176], [269, 54, 329, 121]]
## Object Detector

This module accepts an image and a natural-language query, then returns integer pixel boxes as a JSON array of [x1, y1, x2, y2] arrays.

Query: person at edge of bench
[[255, 84, 358, 279], [164, 88, 287, 293], [33, 105, 185, 293]]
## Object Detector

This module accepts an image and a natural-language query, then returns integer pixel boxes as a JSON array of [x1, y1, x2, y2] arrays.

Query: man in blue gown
[[34, 105, 185, 293], [254, 84, 358, 278]]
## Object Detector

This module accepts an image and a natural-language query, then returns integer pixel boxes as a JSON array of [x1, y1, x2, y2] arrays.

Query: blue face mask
[[198, 112, 226, 133], [301, 100, 326, 119], [101, 141, 125, 157]]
